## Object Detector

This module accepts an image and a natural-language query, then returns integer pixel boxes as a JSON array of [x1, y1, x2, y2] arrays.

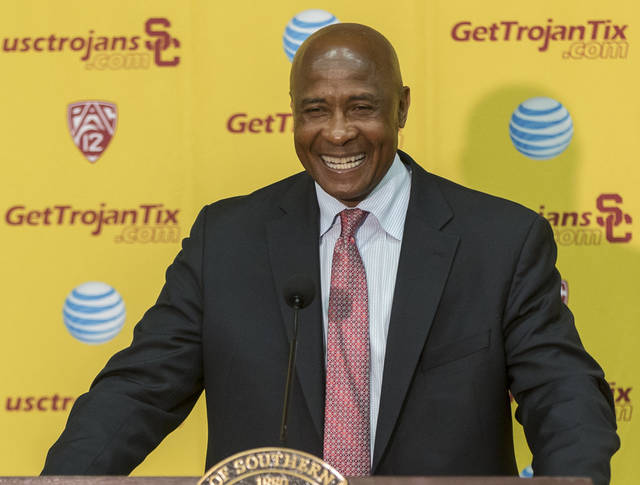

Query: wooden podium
[[0, 477, 593, 485]]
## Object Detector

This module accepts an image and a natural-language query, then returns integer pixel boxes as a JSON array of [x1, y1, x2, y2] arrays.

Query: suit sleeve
[[41, 207, 208, 475], [503, 215, 619, 485]]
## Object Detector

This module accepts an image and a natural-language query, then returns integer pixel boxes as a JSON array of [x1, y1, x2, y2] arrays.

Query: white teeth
[[320, 153, 366, 170]]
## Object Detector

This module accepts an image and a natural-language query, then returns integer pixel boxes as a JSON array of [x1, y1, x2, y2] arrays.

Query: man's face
[[291, 46, 409, 206]]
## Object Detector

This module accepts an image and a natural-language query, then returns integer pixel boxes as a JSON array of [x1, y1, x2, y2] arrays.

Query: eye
[[354, 105, 373, 111], [303, 106, 326, 117]]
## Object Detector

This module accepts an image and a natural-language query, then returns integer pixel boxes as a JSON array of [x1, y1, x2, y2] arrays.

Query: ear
[[398, 86, 411, 128]]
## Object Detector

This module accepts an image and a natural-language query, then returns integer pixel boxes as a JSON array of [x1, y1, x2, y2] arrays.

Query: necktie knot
[[339, 209, 368, 239]]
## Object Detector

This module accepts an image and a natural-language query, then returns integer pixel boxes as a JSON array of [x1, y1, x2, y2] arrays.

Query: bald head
[[290, 23, 404, 97]]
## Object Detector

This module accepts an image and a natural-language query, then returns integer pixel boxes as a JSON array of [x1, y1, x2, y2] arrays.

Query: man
[[43, 24, 619, 484]]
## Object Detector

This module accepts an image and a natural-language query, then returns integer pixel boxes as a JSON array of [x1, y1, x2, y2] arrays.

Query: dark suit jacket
[[43, 152, 619, 484]]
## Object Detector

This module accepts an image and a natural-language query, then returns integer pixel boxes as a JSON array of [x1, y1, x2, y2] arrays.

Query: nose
[[323, 112, 357, 145]]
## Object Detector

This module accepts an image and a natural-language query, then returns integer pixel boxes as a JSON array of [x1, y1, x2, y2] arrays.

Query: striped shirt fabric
[[315, 153, 412, 460]]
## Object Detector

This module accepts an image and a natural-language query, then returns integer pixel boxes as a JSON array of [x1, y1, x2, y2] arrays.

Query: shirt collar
[[315, 152, 412, 240]]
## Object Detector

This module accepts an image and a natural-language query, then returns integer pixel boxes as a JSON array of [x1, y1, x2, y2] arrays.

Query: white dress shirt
[[315, 153, 411, 458]]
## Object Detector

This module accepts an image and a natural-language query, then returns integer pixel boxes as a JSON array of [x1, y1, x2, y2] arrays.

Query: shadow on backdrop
[[459, 84, 578, 211], [457, 84, 637, 482]]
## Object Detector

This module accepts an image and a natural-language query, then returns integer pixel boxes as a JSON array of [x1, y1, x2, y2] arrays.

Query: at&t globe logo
[[63, 282, 126, 344], [520, 465, 534, 478], [509, 97, 573, 160], [283, 9, 339, 61]]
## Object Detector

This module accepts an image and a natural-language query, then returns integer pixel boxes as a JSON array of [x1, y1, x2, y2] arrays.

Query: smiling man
[[44, 23, 618, 485], [290, 25, 409, 206]]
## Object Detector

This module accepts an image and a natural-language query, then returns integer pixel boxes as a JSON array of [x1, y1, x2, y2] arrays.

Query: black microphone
[[280, 274, 316, 442], [282, 274, 316, 310]]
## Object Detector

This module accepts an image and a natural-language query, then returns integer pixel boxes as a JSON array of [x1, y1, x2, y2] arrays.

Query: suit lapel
[[264, 156, 460, 461], [372, 157, 460, 471], [266, 174, 325, 443]]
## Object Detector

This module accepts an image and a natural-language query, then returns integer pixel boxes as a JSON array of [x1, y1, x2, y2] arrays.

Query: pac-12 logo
[[67, 101, 117, 163], [283, 9, 339, 61], [509, 97, 573, 160], [63, 281, 125, 344]]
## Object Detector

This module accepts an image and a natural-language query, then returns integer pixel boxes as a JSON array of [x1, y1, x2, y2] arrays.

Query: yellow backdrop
[[0, 1, 636, 483]]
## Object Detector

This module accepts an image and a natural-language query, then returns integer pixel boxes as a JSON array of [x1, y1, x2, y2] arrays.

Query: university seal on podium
[[198, 448, 347, 485]]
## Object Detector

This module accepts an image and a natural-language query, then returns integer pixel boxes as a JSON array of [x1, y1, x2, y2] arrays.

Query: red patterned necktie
[[323, 208, 371, 476]]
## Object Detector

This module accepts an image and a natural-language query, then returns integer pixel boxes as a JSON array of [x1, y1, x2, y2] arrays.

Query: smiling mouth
[[320, 153, 366, 170]]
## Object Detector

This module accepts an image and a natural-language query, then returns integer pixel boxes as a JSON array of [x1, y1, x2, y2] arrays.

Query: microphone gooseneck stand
[[280, 274, 316, 443]]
